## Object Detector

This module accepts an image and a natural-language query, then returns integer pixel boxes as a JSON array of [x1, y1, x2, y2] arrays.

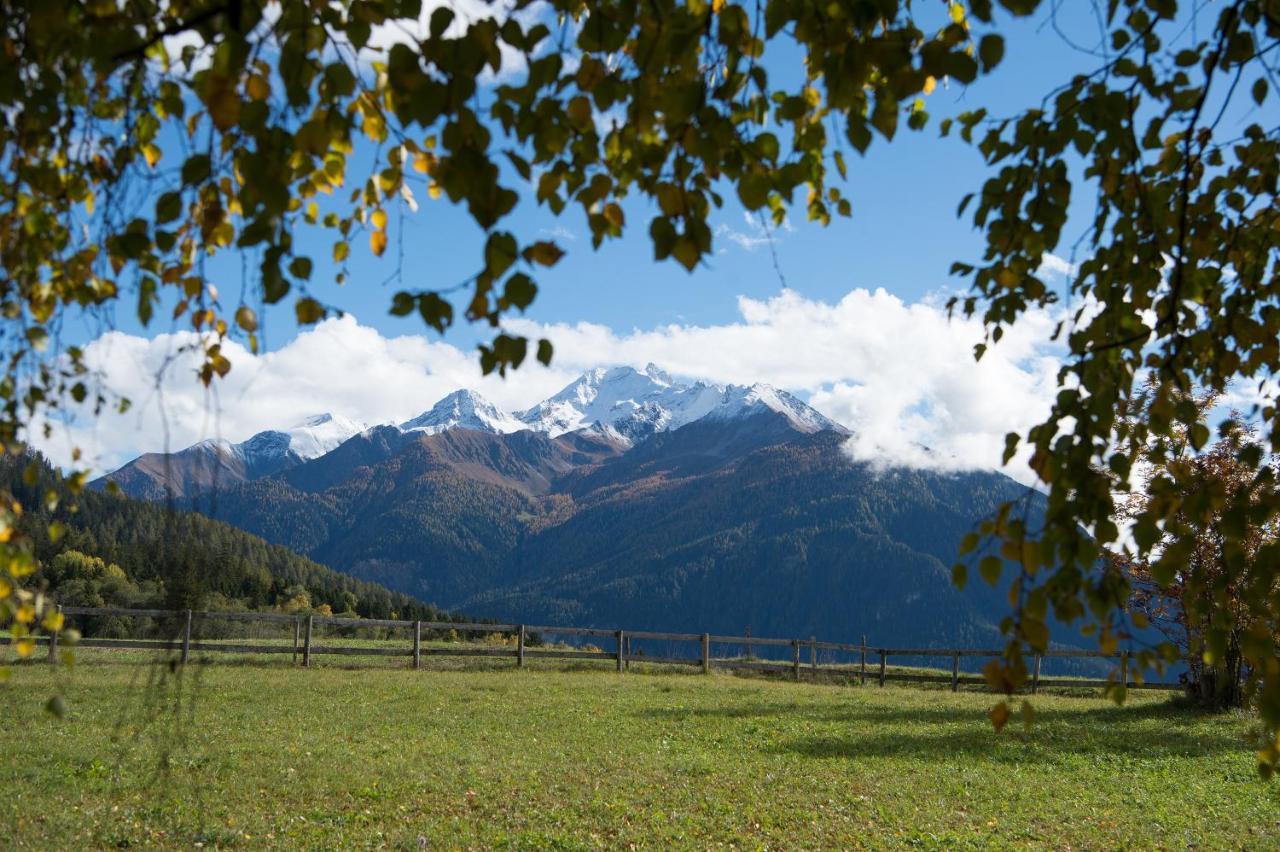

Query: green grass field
[[3, 651, 1278, 849]]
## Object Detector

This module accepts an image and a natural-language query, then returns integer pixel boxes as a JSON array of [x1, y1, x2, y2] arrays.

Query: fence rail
[[42, 605, 1182, 692]]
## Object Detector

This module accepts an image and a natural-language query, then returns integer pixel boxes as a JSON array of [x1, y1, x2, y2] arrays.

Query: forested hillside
[[465, 424, 1025, 647], [3, 456, 447, 621]]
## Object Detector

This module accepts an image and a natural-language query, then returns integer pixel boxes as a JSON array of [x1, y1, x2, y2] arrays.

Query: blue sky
[[46, 3, 1217, 477], [68, 4, 1121, 350]]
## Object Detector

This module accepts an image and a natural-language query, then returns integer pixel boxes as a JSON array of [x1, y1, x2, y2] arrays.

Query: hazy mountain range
[[94, 365, 1057, 651]]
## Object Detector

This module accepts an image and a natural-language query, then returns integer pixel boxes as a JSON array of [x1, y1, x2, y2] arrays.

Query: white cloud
[[539, 225, 577, 242], [716, 213, 792, 254], [38, 316, 576, 476], [38, 289, 1067, 484], [506, 288, 1064, 483], [1037, 252, 1078, 279]]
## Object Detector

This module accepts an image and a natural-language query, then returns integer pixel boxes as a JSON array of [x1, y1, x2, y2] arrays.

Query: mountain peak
[[709, 383, 846, 435], [401, 389, 524, 436]]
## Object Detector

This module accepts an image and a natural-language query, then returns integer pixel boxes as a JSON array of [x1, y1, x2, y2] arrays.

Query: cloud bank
[[37, 288, 1065, 483]]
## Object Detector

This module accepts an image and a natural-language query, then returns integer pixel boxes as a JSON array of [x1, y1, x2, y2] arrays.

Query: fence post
[[1120, 650, 1129, 688], [860, 635, 867, 685], [1031, 654, 1042, 694], [809, 636, 817, 675], [292, 617, 301, 665], [517, 624, 526, 668], [180, 609, 192, 664], [47, 605, 62, 664], [616, 630, 625, 672], [878, 650, 887, 687], [791, 640, 800, 681], [303, 615, 313, 668], [951, 653, 959, 692], [625, 635, 631, 670], [413, 621, 421, 670], [701, 633, 710, 674]]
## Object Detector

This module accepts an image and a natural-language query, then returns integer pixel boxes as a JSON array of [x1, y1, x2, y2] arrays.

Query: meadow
[[3, 651, 1277, 849]]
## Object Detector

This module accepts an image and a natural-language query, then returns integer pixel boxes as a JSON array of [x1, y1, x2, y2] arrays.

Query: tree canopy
[[0, 0, 1278, 772]]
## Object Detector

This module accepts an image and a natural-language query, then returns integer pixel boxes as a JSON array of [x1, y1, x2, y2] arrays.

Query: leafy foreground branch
[[946, 1, 1280, 775]]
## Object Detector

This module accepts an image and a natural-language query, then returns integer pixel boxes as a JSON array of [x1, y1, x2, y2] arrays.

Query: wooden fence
[[37, 605, 1182, 693]]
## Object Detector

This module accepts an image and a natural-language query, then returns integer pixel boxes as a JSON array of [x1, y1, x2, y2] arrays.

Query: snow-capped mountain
[[92, 412, 366, 500], [400, 390, 525, 435], [517, 364, 842, 442], [703, 384, 844, 434], [244, 413, 368, 461], [95, 367, 846, 499]]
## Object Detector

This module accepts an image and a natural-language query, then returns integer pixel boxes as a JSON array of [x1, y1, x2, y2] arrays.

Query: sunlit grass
[[3, 651, 1276, 848]]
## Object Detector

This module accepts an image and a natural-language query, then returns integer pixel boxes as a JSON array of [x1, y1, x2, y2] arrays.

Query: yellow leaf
[[41, 610, 64, 632], [14, 639, 35, 659], [1020, 699, 1036, 731], [923, 76, 937, 96], [371, 209, 388, 230], [16, 603, 35, 624], [712, 0, 725, 12], [246, 74, 270, 102], [602, 203, 624, 229], [142, 144, 162, 168], [950, 1, 966, 25], [428, 183, 442, 200], [370, 230, 387, 257], [235, 305, 258, 332], [988, 700, 1010, 732]]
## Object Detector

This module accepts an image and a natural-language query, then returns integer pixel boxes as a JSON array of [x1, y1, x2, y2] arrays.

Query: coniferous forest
[[3, 455, 446, 622]]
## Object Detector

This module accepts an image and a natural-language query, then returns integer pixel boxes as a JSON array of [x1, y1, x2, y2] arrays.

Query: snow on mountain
[[518, 364, 843, 440], [400, 389, 525, 435], [703, 384, 845, 434], [279, 413, 368, 459], [233, 412, 367, 466], [96, 368, 850, 500], [518, 363, 719, 437]]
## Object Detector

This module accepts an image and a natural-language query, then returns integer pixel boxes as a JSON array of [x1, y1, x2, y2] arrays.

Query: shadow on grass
[[633, 695, 1249, 759]]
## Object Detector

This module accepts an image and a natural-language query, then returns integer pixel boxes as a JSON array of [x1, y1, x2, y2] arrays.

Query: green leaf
[[502, 273, 537, 310], [155, 192, 183, 224], [978, 555, 1002, 586], [484, 232, 519, 278], [289, 257, 313, 280], [390, 292, 415, 316], [181, 155, 211, 185], [978, 35, 1004, 71], [417, 293, 454, 334]]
